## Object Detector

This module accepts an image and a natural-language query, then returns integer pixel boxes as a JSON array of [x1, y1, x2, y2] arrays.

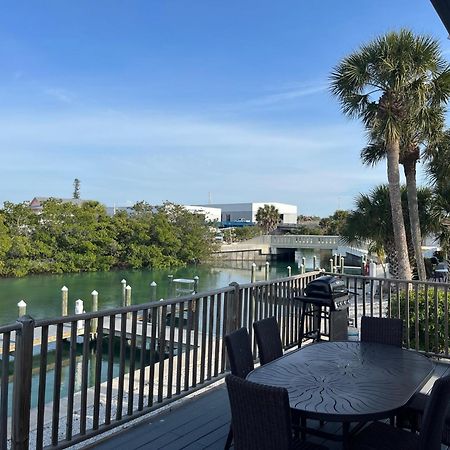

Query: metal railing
[[0, 271, 319, 450], [336, 273, 450, 358], [3, 271, 449, 449]]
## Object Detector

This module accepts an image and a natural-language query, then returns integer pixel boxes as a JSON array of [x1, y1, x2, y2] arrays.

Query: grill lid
[[304, 275, 348, 299]]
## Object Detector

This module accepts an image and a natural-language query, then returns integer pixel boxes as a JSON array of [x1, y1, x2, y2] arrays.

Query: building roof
[[431, 0, 450, 34]]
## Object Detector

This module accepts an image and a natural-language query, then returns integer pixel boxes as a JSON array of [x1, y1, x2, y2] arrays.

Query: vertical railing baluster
[[370, 279, 374, 317], [214, 294, 221, 377], [105, 314, 115, 425], [80, 318, 91, 434], [434, 285, 439, 353], [51, 323, 63, 447], [0, 331, 9, 450], [183, 303, 192, 392], [200, 298, 207, 385], [127, 311, 138, 415], [414, 283, 419, 351], [387, 280, 392, 318], [36, 326, 48, 450], [445, 285, 449, 357], [353, 277, 358, 327], [149, 306, 158, 403], [166, 305, 176, 398], [66, 321, 77, 440], [192, 297, 200, 386], [378, 280, 383, 318], [93, 315, 104, 429], [116, 314, 126, 420], [207, 295, 215, 380], [405, 283, 410, 349], [138, 309, 149, 410], [221, 292, 228, 373], [158, 306, 168, 401], [424, 285, 429, 354]]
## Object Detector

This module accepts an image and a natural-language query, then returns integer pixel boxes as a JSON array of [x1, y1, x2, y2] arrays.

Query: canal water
[[0, 261, 298, 326]]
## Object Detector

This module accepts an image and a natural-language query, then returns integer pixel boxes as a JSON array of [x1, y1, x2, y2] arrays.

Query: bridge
[[214, 234, 368, 267]]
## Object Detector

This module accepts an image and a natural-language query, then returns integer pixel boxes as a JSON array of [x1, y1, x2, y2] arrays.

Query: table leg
[[298, 303, 306, 348], [342, 422, 350, 450]]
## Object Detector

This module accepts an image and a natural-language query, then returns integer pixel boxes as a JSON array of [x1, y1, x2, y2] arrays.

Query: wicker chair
[[351, 375, 450, 450], [397, 390, 450, 445], [224, 327, 255, 449], [253, 316, 283, 365], [224, 327, 254, 378], [225, 374, 328, 450], [360, 316, 403, 347]]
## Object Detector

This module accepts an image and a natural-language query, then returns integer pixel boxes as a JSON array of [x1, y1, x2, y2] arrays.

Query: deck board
[[86, 360, 450, 450]]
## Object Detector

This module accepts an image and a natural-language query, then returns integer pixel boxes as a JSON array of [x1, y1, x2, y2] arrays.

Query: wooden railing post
[[12, 315, 34, 450], [226, 282, 241, 335]]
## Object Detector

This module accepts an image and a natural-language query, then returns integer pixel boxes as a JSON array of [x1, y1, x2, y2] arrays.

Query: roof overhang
[[431, 0, 450, 35]]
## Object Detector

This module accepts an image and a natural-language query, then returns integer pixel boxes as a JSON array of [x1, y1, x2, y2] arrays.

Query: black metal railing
[[4, 271, 449, 449], [0, 271, 320, 450]]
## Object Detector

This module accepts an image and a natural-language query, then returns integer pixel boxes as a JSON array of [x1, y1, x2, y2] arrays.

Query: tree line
[[0, 200, 217, 277]]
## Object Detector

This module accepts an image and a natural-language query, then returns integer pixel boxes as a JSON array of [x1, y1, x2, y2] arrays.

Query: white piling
[[265, 262, 270, 281], [75, 299, 84, 330], [150, 281, 157, 301], [193, 276, 199, 293], [340, 256, 345, 274], [330, 258, 334, 273], [300, 264, 305, 274], [121, 279, 127, 307], [17, 300, 27, 317], [287, 266, 292, 277], [251, 263, 257, 283], [61, 286, 68, 316], [91, 290, 98, 336], [313, 256, 317, 271]]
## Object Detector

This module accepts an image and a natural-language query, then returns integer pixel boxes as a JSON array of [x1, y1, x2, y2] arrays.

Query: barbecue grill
[[295, 275, 351, 346]]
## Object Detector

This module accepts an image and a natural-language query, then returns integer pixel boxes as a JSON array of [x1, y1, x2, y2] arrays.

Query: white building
[[197, 202, 297, 225], [182, 205, 222, 223]]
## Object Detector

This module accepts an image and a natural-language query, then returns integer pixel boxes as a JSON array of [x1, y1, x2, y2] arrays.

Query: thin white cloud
[[43, 87, 74, 104]]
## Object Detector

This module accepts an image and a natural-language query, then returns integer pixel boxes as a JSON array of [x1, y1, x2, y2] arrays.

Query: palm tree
[[428, 131, 450, 257], [255, 205, 280, 234], [360, 104, 446, 280], [330, 29, 450, 280], [342, 185, 436, 278]]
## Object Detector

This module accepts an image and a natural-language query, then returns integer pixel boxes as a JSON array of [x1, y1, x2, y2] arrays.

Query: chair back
[[225, 374, 292, 450], [420, 375, 450, 450], [360, 316, 403, 347], [253, 317, 283, 365], [224, 327, 254, 378]]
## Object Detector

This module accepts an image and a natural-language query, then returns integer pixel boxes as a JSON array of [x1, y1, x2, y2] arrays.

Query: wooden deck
[[85, 359, 450, 450]]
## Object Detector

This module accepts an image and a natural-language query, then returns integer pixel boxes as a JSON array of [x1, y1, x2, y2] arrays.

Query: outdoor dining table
[[246, 341, 434, 449]]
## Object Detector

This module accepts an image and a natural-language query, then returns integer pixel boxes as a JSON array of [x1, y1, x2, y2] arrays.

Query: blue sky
[[0, 0, 448, 216]]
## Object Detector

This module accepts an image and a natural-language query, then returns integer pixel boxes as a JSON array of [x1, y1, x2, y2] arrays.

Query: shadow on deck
[[87, 360, 450, 450]]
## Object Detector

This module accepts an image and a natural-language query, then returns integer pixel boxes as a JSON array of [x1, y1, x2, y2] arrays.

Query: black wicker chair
[[360, 316, 403, 347], [224, 327, 255, 449], [397, 389, 450, 445], [225, 374, 328, 450], [224, 327, 254, 378], [351, 375, 450, 450], [253, 316, 283, 365]]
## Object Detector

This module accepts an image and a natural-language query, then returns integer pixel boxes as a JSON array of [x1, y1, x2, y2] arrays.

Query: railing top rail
[[0, 322, 22, 333], [238, 271, 322, 289], [326, 272, 450, 288], [34, 285, 235, 327]]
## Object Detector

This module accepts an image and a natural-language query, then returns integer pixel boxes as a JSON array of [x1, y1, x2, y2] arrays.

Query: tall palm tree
[[360, 105, 446, 280], [255, 205, 280, 234], [330, 29, 450, 280]]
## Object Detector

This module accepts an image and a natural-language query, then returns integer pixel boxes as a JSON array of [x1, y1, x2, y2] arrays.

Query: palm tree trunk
[[386, 140, 412, 280], [403, 158, 426, 281]]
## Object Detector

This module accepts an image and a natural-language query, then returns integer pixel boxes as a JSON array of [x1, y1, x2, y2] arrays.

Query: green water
[[0, 261, 298, 326]]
